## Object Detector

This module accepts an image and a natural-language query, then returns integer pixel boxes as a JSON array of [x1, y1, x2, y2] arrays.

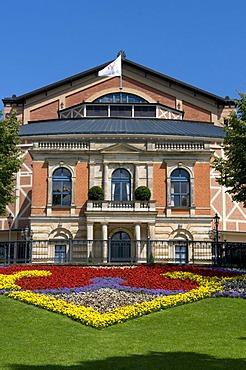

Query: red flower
[[2, 264, 239, 292]]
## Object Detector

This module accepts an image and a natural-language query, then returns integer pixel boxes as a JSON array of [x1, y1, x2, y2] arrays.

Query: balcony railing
[[86, 200, 156, 212]]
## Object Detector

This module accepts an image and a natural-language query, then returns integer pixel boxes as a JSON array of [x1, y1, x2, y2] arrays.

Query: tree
[[0, 111, 23, 215], [213, 92, 246, 206]]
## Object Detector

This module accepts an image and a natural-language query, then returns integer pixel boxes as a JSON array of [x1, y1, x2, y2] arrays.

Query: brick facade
[[1, 56, 245, 251], [153, 163, 166, 214]]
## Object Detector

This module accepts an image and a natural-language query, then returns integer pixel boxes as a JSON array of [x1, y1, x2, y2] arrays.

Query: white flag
[[98, 55, 121, 77]]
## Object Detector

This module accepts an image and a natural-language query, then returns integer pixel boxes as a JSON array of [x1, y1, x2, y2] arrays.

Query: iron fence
[[0, 239, 245, 267]]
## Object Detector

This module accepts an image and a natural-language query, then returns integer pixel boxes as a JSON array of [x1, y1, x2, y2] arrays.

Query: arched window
[[52, 168, 71, 206], [171, 169, 190, 207], [111, 169, 131, 201], [93, 93, 147, 104]]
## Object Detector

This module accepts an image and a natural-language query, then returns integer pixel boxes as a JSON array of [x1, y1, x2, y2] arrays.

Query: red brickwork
[[153, 163, 166, 214], [123, 77, 176, 107], [65, 76, 176, 108], [75, 162, 89, 214], [183, 101, 210, 122], [65, 78, 120, 107], [30, 100, 59, 121], [194, 163, 210, 211], [31, 162, 48, 214]]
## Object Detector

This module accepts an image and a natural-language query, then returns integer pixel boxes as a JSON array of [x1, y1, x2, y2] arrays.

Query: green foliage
[[0, 111, 23, 215], [135, 186, 151, 201], [88, 186, 104, 200], [88, 251, 93, 263], [213, 92, 246, 207], [148, 252, 155, 265]]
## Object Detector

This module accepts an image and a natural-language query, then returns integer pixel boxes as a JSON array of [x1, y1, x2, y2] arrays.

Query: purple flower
[[32, 277, 188, 297]]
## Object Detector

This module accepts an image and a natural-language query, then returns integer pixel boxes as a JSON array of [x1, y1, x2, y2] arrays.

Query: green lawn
[[0, 296, 245, 370]]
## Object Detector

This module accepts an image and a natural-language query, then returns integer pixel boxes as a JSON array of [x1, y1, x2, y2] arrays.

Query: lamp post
[[214, 213, 220, 265], [209, 213, 220, 265], [7, 213, 14, 264], [21, 226, 33, 263]]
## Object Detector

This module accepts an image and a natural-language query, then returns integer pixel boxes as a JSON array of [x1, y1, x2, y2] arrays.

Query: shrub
[[135, 186, 151, 201], [88, 186, 104, 200]]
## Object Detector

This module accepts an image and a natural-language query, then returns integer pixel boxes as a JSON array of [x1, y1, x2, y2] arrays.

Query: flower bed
[[0, 265, 245, 329]]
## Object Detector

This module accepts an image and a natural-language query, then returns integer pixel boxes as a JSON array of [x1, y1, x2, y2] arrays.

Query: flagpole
[[119, 55, 122, 103]]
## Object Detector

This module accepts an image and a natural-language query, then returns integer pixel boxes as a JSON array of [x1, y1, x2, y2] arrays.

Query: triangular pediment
[[100, 142, 144, 153]]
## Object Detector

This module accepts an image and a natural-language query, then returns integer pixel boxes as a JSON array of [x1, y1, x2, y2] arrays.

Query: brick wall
[[30, 100, 59, 121], [65, 76, 176, 108], [75, 162, 89, 214], [153, 163, 166, 214], [194, 163, 210, 213], [183, 101, 211, 121], [31, 161, 48, 214]]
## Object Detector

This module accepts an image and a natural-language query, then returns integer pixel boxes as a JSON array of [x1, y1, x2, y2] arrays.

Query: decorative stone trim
[[155, 142, 204, 150], [33, 141, 89, 150]]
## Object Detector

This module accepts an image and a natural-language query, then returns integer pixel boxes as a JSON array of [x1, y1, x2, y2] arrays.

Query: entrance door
[[54, 245, 66, 263], [175, 244, 188, 264], [110, 232, 131, 262]]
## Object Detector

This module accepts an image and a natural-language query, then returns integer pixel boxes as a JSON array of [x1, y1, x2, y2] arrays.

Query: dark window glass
[[171, 169, 190, 207], [111, 168, 131, 201], [175, 245, 188, 264], [134, 106, 156, 117], [54, 245, 66, 263], [94, 93, 147, 103], [52, 167, 72, 206], [86, 106, 108, 116], [110, 106, 132, 117]]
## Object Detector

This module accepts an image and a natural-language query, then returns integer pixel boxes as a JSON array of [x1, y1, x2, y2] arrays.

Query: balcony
[[86, 200, 156, 212], [59, 102, 183, 120]]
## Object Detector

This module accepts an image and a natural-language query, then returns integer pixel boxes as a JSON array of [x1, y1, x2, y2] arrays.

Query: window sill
[[51, 205, 71, 208]]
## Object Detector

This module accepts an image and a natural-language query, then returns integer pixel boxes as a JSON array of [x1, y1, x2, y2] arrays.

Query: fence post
[[108, 237, 111, 263], [29, 239, 33, 264], [147, 237, 151, 263]]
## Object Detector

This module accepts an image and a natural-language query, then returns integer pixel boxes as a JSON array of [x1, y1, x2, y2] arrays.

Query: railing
[[155, 142, 205, 151], [33, 141, 89, 150], [0, 240, 245, 267], [86, 200, 156, 212], [222, 242, 246, 266]]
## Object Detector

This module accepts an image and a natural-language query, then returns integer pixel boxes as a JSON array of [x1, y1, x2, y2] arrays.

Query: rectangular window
[[86, 105, 108, 117], [54, 245, 66, 263], [134, 106, 156, 117], [175, 245, 188, 264], [110, 106, 132, 117]]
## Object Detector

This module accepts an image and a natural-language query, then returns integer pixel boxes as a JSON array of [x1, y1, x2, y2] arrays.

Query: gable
[[3, 58, 234, 125], [100, 142, 144, 154]]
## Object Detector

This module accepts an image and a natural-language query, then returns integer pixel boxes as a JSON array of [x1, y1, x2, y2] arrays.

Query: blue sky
[[1, 0, 245, 112]]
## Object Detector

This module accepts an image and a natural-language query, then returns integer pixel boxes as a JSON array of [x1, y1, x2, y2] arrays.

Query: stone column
[[89, 162, 95, 189], [134, 164, 139, 192], [148, 223, 155, 239], [102, 223, 108, 263], [103, 163, 109, 200], [147, 164, 153, 195], [87, 223, 94, 259], [134, 223, 141, 262]]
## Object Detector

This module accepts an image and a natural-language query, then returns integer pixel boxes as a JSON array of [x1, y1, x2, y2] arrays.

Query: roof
[[3, 58, 233, 106], [19, 118, 225, 139]]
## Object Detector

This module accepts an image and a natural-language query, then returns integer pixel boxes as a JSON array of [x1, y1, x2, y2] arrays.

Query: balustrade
[[86, 200, 156, 212]]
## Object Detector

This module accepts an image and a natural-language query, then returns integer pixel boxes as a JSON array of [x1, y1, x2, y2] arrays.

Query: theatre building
[[1, 54, 246, 264]]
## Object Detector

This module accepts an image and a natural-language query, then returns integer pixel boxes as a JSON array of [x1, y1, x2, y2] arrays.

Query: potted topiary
[[88, 186, 104, 200], [134, 186, 151, 201]]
